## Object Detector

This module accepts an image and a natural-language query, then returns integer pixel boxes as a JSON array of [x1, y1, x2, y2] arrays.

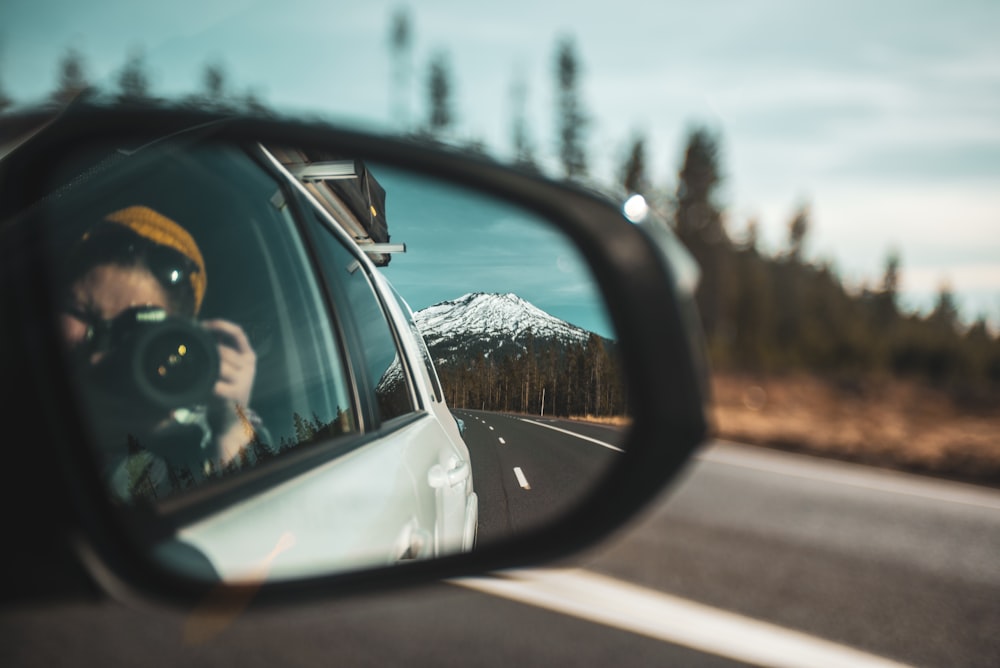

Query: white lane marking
[[704, 441, 1000, 511], [454, 568, 911, 668], [489, 426, 495, 431], [513, 467, 531, 490], [498, 437, 506, 445], [519, 418, 624, 453]]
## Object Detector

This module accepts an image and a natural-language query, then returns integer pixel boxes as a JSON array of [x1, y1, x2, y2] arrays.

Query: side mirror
[[0, 105, 709, 607]]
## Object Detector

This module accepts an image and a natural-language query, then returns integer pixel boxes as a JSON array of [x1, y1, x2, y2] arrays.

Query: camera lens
[[131, 320, 219, 409], [79, 307, 220, 413]]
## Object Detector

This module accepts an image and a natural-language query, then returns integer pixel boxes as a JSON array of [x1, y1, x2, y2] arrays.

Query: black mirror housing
[[0, 105, 709, 609]]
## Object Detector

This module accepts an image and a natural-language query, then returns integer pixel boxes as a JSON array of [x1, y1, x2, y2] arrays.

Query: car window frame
[[385, 281, 445, 405], [261, 147, 427, 431]]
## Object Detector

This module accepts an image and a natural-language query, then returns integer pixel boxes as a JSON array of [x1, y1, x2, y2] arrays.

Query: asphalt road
[[452, 409, 622, 544], [581, 440, 1000, 667], [4, 424, 1000, 667]]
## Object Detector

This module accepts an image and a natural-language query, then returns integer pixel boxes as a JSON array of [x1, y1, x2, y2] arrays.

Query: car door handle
[[427, 459, 470, 489], [397, 526, 432, 561]]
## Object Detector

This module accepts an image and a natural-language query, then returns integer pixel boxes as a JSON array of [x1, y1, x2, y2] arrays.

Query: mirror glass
[[29, 129, 629, 583]]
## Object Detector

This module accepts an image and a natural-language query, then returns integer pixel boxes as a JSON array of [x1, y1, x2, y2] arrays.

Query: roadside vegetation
[[663, 129, 1000, 486], [435, 335, 627, 420], [4, 10, 997, 484], [712, 373, 1000, 487]]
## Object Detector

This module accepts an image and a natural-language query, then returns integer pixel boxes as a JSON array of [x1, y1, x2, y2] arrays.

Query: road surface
[[4, 420, 1000, 667], [452, 409, 623, 544]]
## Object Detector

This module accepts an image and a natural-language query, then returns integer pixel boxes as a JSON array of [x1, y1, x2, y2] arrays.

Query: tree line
[[5, 9, 996, 407], [661, 127, 1000, 404], [385, 9, 998, 407], [0, 8, 590, 178], [0, 44, 268, 114], [435, 333, 626, 418]]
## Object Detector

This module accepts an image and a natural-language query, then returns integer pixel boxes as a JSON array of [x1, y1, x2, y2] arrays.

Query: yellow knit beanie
[[100, 206, 207, 313]]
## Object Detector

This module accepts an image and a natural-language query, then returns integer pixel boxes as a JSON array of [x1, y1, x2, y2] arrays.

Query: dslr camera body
[[80, 305, 220, 416]]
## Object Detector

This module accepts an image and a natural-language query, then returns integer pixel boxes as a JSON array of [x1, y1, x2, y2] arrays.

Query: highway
[[451, 409, 623, 543], [451, 411, 1000, 666], [4, 417, 1000, 666], [575, 439, 1000, 667]]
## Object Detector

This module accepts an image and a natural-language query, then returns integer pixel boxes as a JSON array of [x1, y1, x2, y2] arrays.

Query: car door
[[378, 274, 478, 554], [14, 130, 476, 582], [296, 180, 477, 562]]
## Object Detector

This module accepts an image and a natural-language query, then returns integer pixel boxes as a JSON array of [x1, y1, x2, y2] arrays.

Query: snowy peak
[[414, 292, 591, 351]]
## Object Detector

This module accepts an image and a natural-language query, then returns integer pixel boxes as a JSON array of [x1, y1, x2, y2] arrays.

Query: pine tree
[[554, 35, 588, 180], [786, 203, 811, 263], [202, 62, 227, 104], [0, 75, 12, 113], [426, 51, 454, 136], [870, 249, 901, 332], [929, 282, 960, 332], [674, 126, 729, 339], [509, 71, 539, 171], [0, 39, 12, 112], [51, 47, 94, 105], [116, 46, 151, 104], [621, 133, 650, 196], [675, 127, 724, 243], [388, 6, 413, 129], [293, 412, 316, 445], [881, 250, 900, 299], [741, 218, 760, 253]]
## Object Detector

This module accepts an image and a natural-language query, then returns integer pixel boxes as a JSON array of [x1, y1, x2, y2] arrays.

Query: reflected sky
[[374, 164, 614, 338]]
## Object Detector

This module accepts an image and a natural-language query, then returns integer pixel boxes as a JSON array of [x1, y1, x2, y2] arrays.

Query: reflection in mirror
[[371, 164, 628, 545], [30, 132, 627, 584]]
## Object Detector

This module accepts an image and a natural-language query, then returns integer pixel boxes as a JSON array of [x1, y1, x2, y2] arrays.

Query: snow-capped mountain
[[413, 292, 595, 364]]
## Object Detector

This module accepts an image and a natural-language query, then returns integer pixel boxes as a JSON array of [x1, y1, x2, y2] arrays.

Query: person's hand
[[201, 319, 258, 466], [202, 319, 256, 407]]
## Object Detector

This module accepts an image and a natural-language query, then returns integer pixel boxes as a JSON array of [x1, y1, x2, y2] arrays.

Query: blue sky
[[3, 0, 999, 327], [373, 165, 614, 337]]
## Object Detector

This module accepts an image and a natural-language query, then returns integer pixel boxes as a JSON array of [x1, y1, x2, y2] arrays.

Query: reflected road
[[452, 410, 623, 543]]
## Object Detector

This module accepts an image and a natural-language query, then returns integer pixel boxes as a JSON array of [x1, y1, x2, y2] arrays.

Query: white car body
[[169, 410, 476, 580]]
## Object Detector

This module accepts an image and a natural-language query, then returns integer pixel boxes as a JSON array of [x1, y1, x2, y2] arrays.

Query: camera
[[83, 306, 220, 413]]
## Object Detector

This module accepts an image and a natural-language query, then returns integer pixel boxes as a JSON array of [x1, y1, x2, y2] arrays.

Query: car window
[[389, 285, 444, 404], [36, 139, 360, 504], [305, 208, 416, 426]]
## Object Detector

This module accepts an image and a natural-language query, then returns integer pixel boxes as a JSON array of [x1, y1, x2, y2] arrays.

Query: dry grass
[[710, 372, 1000, 487], [569, 414, 633, 428]]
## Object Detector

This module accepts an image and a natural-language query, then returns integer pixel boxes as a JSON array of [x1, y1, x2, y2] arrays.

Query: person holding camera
[[58, 205, 265, 502]]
